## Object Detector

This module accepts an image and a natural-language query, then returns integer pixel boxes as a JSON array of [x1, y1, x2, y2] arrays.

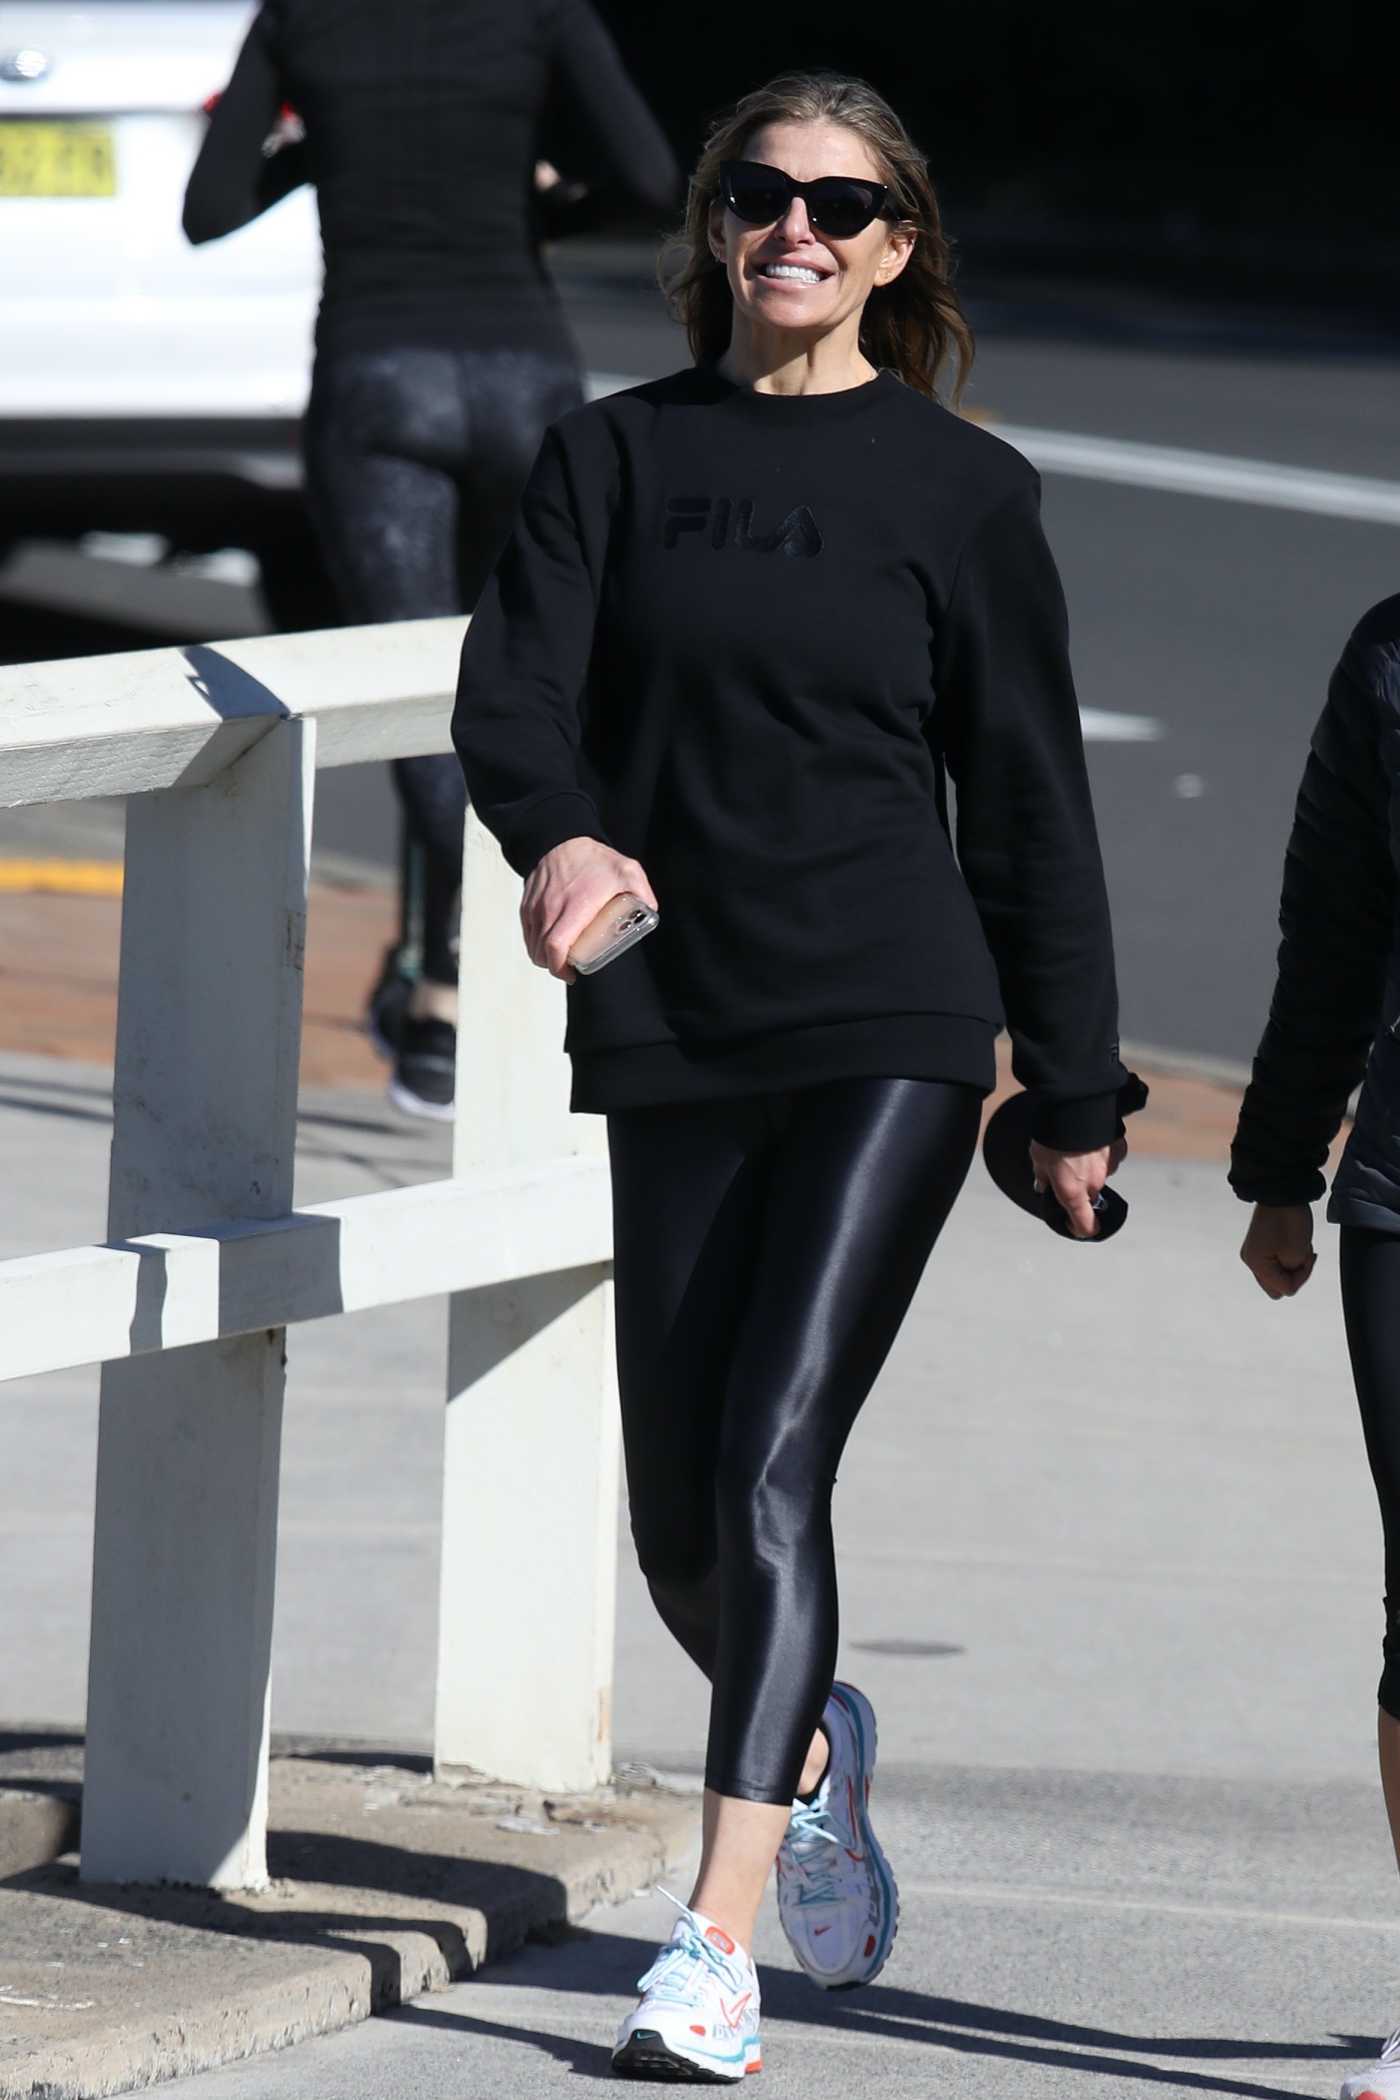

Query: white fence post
[[81, 719, 314, 1888], [435, 811, 619, 1792]]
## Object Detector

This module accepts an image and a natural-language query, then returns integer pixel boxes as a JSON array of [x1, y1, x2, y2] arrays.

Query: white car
[[0, 0, 324, 616]]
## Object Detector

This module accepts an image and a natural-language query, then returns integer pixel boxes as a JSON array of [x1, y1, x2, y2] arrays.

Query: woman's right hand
[[521, 837, 658, 985], [1240, 1203, 1316, 1299]]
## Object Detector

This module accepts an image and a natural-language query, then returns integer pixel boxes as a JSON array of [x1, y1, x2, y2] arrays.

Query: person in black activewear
[[454, 71, 1137, 2084], [1231, 598, 1400, 2100], [182, 0, 677, 1118]]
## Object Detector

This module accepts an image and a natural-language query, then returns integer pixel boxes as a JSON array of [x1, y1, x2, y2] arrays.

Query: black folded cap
[[982, 1072, 1148, 1243]]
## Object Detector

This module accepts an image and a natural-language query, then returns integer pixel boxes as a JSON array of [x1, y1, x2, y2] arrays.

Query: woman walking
[[1231, 596, 1400, 2100], [183, 0, 677, 1118], [455, 71, 1136, 2083]]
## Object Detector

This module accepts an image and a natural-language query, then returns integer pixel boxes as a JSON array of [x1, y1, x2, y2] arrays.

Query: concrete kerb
[[0, 1795, 78, 1885], [0, 1754, 699, 2100]]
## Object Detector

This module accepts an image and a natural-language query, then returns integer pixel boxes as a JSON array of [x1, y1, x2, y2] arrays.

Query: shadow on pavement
[[388, 1923, 1368, 2098], [0, 1089, 112, 1129], [390, 1996, 615, 2078], [0, 1731, 83, 1756], [0, 1787, 1375, 2096], [761, 1966, 1367, 2068], [0, 1068, 419, 1146], [269, 1741, 434, 1774], [7, 1823, 578, 2016], [0, 1727, 85, 1823]]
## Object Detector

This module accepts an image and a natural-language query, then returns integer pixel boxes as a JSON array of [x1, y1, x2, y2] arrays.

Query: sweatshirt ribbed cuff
[[1226, 1164, 1327, 1207], [1028, 1091, 1124, 1152], [503, 791, 610, 878]]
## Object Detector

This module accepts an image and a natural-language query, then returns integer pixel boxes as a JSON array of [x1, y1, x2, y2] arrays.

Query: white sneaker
[[1342, 2028, 1400, 2100], [775, 1680, 899, 1990], [613, 1896, 762, 2083]]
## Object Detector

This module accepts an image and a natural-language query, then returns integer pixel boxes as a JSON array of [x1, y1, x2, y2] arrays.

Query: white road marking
[[996, 422, 1400, 526], [586, 371, 1400, 526], [901, 1877, 1400, 1936], [0, 1990, 97, 2010], [1080, 708, 1166, 742]]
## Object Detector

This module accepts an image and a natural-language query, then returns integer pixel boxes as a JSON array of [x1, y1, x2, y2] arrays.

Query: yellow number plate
[[0, 121, 116, 197]]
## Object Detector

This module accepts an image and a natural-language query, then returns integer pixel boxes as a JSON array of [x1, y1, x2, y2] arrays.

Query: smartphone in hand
[[567, 893, 659, 976]]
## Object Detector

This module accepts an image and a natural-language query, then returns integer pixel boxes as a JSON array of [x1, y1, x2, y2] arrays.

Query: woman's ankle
[[797, 1726, 830, 1801], [689, 1790, 790, 1956], [408, 976, 458, 1023], [685, 1896, 756, 1963]]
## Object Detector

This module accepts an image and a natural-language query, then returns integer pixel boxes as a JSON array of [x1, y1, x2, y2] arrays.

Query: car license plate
[[0, 120, 116, 197]]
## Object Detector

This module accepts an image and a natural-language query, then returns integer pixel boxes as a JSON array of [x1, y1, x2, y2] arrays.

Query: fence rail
[[0, 618, 619, 1889]]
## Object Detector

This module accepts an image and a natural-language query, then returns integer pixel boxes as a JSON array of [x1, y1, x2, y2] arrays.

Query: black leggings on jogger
[[1340, 1226, 1400, 1718], [303, 343, 584, 982], [607, 1075, 983, 1806]]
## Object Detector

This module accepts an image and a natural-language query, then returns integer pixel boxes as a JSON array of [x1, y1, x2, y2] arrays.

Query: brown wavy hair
[[658, 71, 973, 405]]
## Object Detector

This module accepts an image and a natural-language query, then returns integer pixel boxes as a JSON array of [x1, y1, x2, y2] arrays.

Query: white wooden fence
[[0, 618, 619, 1889]]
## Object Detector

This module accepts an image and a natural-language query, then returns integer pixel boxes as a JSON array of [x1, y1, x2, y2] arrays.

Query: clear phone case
[[568, 892, 660, 975]]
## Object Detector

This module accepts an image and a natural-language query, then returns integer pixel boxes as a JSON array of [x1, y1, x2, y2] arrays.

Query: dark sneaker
[[388, 1017, 455, 1122], [365, 942, 415, 1060]]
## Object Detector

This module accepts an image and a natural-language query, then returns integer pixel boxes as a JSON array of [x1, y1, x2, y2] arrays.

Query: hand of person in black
[[1029, 1136, 1129, 1241], [1240, 1203, 1317, 1298], [522, 837, 658, 985]]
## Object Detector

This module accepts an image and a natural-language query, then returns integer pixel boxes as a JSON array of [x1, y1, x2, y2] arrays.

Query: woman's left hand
[[1029, 1137, 1128, 1240]]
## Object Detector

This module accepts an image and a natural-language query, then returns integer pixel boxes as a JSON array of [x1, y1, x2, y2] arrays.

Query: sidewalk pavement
[[0, 1747, 697, 2100], [0, 860, 398, 1091], [1, 866, 1380, 2099]]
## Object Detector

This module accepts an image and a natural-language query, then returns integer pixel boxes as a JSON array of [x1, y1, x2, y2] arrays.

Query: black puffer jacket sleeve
[[1229, 633, 1396, 1206]]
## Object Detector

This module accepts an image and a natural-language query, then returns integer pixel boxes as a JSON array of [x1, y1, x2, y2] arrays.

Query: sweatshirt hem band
[[569, 1013, 998, 1112]]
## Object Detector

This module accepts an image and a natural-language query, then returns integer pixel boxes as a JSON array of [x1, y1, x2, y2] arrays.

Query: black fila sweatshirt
[[453, 363, 1130, 1146]]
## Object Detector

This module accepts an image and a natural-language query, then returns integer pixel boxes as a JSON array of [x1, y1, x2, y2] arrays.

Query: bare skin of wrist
[[521, 836, 659, 984], [1029, 1136, 1128, 1240], [1240, 1202, 1316, 1298]]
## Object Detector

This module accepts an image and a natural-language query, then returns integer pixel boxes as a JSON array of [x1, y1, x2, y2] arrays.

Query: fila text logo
[[663, 496, 823, 557]]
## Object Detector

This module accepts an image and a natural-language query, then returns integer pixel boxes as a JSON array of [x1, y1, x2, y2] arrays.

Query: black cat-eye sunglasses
[[717, 158, 899, 241]]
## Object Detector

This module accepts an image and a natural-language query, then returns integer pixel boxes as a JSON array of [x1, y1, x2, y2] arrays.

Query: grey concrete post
[[81, 720, 314, 1887]]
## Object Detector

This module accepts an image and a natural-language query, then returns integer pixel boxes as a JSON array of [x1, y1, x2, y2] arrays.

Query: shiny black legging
[[304, 343, 583, 982], [1340, 1227, 1400, 1718], [607, 1077, 982, 1804]]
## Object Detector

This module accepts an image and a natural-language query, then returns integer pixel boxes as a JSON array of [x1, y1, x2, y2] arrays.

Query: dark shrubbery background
[[589, 3, 1391, 297]]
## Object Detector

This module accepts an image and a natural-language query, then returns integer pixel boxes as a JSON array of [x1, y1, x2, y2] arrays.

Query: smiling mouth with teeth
[[759, 264, 826, 285]]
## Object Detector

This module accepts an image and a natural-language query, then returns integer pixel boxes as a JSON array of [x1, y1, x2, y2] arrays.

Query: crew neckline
[[697, 363, 899, 420]]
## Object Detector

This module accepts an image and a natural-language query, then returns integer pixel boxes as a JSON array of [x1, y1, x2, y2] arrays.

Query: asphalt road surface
[[148, 1793, 1400, 2100], [3, 252, 1398, 1070]]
